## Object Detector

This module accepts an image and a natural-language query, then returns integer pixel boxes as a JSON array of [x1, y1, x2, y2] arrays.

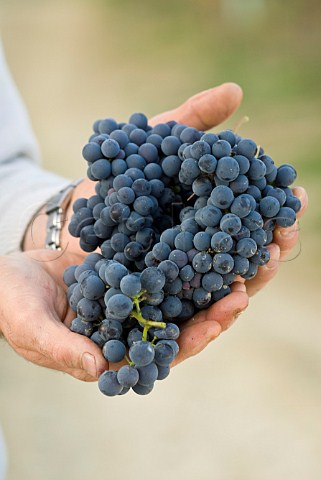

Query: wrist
[[22, 206, 48, 251], [22, 179, 84, 252]]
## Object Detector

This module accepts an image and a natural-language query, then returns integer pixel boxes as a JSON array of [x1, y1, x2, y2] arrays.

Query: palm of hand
[[0, 250, 106, 380]]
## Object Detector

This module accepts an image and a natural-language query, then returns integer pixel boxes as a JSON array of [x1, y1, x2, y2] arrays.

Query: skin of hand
[[6, 82, 308, 380]]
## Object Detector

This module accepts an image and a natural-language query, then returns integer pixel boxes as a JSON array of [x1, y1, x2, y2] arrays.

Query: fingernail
[[279, 225, 298, 238], [82, 352, 97, 378], [294, 186, 305, 201]]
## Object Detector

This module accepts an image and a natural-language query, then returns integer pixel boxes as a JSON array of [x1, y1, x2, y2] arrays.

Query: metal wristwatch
[[45, 178, 83, 250]]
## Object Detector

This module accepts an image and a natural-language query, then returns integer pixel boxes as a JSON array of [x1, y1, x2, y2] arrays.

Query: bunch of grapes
[[63, 112, 300, 396]]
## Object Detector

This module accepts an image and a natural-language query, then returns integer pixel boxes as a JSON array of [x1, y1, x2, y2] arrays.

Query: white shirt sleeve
[[0, 39, 71, 254]]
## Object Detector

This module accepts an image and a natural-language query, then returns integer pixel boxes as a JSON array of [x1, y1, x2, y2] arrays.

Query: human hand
[[19, 82, 308, 373], [0, 250, 108, 381], [0, 248, 246, 379]]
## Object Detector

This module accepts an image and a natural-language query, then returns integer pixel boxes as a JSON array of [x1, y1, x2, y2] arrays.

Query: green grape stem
[[125, 354, 135, 367], [130, 291, 166, 333]]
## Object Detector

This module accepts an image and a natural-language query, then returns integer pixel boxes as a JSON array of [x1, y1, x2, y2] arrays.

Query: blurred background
[[0, 0, 320, 479]]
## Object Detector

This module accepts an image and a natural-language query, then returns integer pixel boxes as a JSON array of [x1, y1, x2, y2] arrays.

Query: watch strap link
[[45, 178, 83, 250]]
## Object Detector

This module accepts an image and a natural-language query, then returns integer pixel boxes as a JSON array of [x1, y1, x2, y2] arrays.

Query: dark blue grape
[[132, 383, 154, 395], [202, 272, 224, 292], [107, 294, 133, 319], [210, 186, 234, 209], [200, 132, 219, 146], [110, 129, 129, 148], [180, 127, 202, 143], [212, 253, 234, 274], [259, 196, 280, 218], [161, 155, 181, 176], [77, 297, 102, 322], [275, 165, 297, 187], [151, 123, 171, 138], [232, 255, 250, 275], [101, 138, 120, 158], [141, 267, 166, 293], [70, 317, 94, 337], [126, 154, 146, 170], [160, 296, 182, 318], [220, 213, 242, 235], [154, 342, 175, 366], [129, 341, 155, 367], [82, 142, 102, 162], [212, 140, 232, 158], [192, 252, 212, 273], [136, 362, 159, 387], [234, 155, 250, 174], [117, 365, 139, 388], [129, 128, 147, 146], [63, 265, 77, 287], [230, 194, 253, 218], [168, 249, 188, 268], [153, 323, 180, 340], [102, 340, 126, 363], [236, 138, 257, 158], [285, 194, 301, 212], [129, 113, 148, 130], [99, 318, 123, 341], [193, 231, 211, 251], [124, 141, 139, 156], [80, 275, 105, 300], [236, 237, 257, 258], [216, 156, 240, 182], [98, 371, 123, 397], [192, 177, 212, 197], [211, 231, 233, 253], [275, 207, 296, 227], [144, 163, 163, 180], [242, 211, 264, 231], [120, 274, 142, 297], [124, 241, 144, 261], [90, 331, 106, 348], [193, 287, 212, 308]]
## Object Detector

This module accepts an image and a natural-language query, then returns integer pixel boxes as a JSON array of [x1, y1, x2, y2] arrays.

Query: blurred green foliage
[[92, 0, 321, 185]]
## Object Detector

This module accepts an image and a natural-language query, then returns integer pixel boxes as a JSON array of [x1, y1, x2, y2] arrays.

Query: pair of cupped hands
[[0, 83, 308, 383]]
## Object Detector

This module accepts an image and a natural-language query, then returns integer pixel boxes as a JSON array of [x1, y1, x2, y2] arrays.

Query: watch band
[[45, 178, 83, 250]]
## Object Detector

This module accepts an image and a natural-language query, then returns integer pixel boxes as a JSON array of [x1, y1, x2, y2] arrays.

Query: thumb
[[38, 317, 109, 380], [149, 82, 243, 130]]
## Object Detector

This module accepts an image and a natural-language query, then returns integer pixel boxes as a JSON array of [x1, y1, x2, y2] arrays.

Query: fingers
[[273, 223, 300, 261], [173, 283, 248, 366], [245, 243, 280, 297], [208, 283, 249, 331], [245, 187, 307, 296], [272, 186, 308, 260], [292, 186, 308, 219], [7, 309, 109, 382], [14, 346, 97, 382], [172, 319, 222, 367], [149, 82, 243, 130], [44, 321, 109, 380]]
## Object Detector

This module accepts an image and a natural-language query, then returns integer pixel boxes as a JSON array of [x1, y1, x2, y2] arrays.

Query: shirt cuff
[[0, 157, 73, 255]]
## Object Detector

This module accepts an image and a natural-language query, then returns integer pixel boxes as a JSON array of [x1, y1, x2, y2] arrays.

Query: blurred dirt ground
[[0, 1, 320, 479]]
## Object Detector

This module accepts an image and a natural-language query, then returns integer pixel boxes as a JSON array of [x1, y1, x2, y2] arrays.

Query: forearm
[[0, 157, 70, 254]]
